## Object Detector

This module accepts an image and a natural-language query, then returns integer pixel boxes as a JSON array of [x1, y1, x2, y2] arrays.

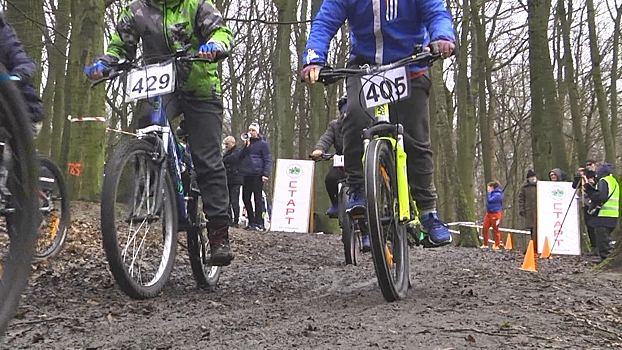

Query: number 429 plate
[[360, 66, 410, 109], [125, 62, 176, 102]]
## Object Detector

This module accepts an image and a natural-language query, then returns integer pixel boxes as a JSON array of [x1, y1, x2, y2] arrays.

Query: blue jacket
[[486, 187, 503, 213], [303, 0, 455, 71], [0, 15, 42, 122], [238, 136, 273, 178]]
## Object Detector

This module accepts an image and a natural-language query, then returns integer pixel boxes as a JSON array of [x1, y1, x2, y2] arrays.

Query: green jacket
[[100, 0, 233, 98]]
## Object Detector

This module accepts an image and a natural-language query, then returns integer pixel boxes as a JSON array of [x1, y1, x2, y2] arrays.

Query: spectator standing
[[573, 158, 599, 255], [584, 163, 619, 262], [223, 136, 242, 227], [238, 122, 273, 231], [519, 170, 538, 249], [481, 181, 503, 249]]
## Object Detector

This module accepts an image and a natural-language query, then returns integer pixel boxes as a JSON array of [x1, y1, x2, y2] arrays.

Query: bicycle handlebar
[[309, 153, 334, 161], [91, 50, 230, 87], [308, 51, 441, 85]]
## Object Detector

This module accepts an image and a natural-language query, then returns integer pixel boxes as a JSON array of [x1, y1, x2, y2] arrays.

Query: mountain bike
[[0, 64, 41, 334], [311, 153, 365, 265], [95, 48, 229, 299], [315, 51, 440, 301], [33, 156, 70, 262]]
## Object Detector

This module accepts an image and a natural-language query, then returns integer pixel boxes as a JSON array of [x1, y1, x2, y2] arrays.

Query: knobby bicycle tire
[[0, 65, 41, 335], [364, 139, 409, 302], [33, 156, 70, 262], [101, 138, 178, 299], [187, 193, 221, 289], [339, 185, 358, 265]]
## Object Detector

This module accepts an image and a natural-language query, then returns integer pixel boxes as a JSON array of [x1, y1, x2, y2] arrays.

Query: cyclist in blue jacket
[[0, 11, 43, 128], [301, 0, 456, 246]]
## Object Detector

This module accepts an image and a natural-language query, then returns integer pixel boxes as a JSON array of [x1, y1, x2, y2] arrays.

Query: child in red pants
[[481, 181, 503, 249]]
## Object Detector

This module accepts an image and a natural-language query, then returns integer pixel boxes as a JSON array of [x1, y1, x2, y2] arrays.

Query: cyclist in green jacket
[[85, 0, 234, 266]]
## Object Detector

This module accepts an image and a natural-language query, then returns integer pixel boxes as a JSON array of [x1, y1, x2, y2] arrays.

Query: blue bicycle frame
[[136, 94, 192, 221]]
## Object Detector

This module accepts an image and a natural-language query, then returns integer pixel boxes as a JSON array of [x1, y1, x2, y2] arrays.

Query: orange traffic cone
[[540, 236, 552, 259], [505, 234, 513, 250], [519, 240, 538, 272]]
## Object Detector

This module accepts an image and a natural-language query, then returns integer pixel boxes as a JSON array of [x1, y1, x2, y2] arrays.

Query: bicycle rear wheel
[[187, 193, 221, 289], [33, 156, 70, 261], [364, 139, 409, 302], [101, 138, 178, 299], [0, 66, 41, 334], [339, 185, 359, 265]]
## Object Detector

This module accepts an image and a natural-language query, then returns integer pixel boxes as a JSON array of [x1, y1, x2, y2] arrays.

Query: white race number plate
[[125, 62, 175, 102], [360, 66, 410, 109], [332, 155, 344, 167]]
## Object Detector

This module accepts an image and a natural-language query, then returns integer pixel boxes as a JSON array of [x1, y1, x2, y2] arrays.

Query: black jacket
[[238, 136, 272, 177], [223, 145, 243, 185], [314, 118, 343, 155], [0, 15, 42, 122]]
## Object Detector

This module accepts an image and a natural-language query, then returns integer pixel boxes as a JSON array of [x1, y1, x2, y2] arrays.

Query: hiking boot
[[361, 235, 371, 252], [421, 212, 452, 246], [207, 220, 234, 266], [346, 185, 365, 214], [326, 203, 339, 218]]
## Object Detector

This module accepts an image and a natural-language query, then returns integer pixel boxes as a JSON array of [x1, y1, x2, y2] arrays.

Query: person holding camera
[[583, 162, 619, 262], [573, 158, 598, 255], [238, 122, 273, 231]]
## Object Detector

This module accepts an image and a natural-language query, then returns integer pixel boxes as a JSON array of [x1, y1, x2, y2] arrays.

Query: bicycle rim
[[33, 156, 70, 261], [101, 139, 178, 299], [0, 65, 40, 335], [187, 194, 221, 289], [365, 139, 409, 302]]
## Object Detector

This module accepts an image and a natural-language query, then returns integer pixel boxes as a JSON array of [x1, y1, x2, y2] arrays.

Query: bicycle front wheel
[[101, 138, 178, 299], [33, 156, 70, 262], [187, 193, 221, 289], [364, 139, 409, 302], [0, 66, 41, 335]]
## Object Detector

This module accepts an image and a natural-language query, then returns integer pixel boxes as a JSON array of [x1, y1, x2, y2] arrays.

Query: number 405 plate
[[125, 62, 176, 102], [360, 66, 410, 109]]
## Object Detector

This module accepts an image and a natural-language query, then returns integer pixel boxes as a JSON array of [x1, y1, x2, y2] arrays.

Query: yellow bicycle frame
[[363, 103, 411, 222]]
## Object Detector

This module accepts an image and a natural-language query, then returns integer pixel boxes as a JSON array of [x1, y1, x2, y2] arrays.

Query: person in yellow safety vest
[[584, 162, 619, 262]]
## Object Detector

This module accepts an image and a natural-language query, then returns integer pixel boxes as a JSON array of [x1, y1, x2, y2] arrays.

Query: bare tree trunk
[[471, 0, 492, 185], [454, 0, 478, 246], [65, 0, 107, 201], [586, 0, 615, 164], [272, 0, 296, 160], [558, 0, 586, 167]]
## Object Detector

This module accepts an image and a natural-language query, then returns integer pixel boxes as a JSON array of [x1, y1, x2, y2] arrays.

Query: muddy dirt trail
[[3, 202, 621, 349]]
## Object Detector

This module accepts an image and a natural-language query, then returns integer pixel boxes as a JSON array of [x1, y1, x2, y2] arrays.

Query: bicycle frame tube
[[362, 102, 410, 222], [147, 95, 188, 220]]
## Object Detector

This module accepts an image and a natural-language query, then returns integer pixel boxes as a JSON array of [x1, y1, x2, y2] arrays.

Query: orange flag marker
[[540, 236, 552, 259], [519, 240, 538, 272]]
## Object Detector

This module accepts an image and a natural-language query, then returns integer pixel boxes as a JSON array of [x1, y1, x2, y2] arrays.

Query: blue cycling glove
[[199, 41, 225, 54], [83, 60, 108, 78]]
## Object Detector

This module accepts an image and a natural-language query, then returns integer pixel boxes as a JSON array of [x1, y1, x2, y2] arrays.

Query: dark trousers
[[228, 184, 241, 224], [138, 93, 229, 221], [243, 176, 264, 227], [583, 206, 597, 252], [343, 71, 436, 211], [594, 226, 614, 260], [325, 167, 346, 205]]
